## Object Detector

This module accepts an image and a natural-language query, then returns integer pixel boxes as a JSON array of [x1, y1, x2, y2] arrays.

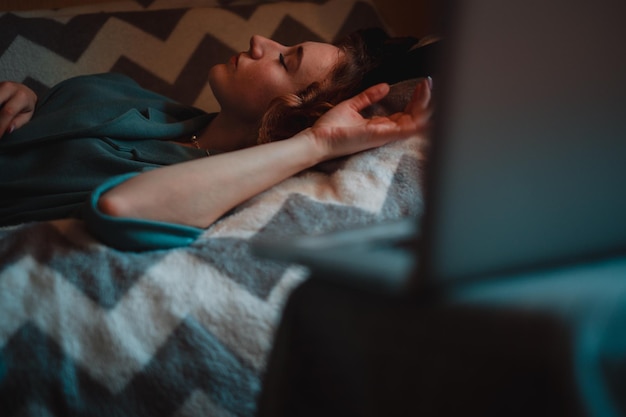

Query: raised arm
[[0, 81, 37, 138], [98, 79, 432, 228]]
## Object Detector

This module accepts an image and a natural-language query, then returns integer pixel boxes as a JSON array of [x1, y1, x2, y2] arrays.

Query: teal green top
[[0, 73, 216, 251]]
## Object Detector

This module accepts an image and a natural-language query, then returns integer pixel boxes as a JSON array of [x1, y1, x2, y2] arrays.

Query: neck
[[196, 111, 258, 152]]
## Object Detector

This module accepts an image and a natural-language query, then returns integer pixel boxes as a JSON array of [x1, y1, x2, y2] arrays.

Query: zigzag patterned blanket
[[0, 1, 426, 416]]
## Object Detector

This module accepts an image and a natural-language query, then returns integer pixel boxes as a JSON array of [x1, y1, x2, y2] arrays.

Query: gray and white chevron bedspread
[[0, 1, 426, 416]]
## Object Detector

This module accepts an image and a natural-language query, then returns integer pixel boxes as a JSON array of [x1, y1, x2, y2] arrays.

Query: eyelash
[[279, 53, 288, 70]]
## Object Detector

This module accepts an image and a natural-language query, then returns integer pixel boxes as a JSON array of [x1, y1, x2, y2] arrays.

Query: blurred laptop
[[253, 0, 626, 293]]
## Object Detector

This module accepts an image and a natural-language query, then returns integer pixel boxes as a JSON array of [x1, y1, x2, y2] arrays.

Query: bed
[[0, 1, 428, 415]]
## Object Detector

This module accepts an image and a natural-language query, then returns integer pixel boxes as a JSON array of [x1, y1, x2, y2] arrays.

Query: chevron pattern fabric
[[0, 1, 427, 416], [0, 0, 387, 112]]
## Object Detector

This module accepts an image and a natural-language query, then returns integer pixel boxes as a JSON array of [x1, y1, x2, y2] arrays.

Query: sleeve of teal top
[[83, 173, 204, 251]]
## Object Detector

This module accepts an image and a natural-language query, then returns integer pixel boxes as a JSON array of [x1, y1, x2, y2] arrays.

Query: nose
[[249, 35, 283, 59]]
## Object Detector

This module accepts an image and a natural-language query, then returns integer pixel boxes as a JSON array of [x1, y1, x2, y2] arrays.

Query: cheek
[[241, 69, 293, 114], [253, 81, 283, 105], [250, 67, 289, 96], [209, 63, 295, 121], [235, 83, 273, 121]]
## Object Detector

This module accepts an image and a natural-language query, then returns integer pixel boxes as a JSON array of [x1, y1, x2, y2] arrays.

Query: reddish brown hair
[[257, 30, 376, 143], [257, 28, 422, 144]]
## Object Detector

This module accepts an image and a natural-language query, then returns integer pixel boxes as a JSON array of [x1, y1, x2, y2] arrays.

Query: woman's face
[[209, 35, 342, 123]]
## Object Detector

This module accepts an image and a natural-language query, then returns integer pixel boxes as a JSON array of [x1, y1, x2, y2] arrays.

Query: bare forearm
[[98, 81, 431, 228], [99, 131, 322, 227]]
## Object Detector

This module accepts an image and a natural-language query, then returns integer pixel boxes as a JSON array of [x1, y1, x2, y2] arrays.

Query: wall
[[371, 0, 443, 38], [0, 0, 112, 11], [1, 0, 443, 36]]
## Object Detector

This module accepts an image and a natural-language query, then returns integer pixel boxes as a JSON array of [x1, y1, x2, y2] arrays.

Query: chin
[[207, 64, 222, 87], [208, 65, 228, 104]]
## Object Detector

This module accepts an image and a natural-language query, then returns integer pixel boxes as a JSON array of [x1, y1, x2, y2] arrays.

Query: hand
[[307, 78, 432, 161], [0, 81, 37, 138]]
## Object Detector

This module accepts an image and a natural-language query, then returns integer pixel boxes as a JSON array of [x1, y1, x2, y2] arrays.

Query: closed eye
[[279, 53, 288, 70]]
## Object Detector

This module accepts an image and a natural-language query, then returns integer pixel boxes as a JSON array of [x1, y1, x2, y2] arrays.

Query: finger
[[11, 111, 33, 130], [344, 83, 390, 113], [405, 77, 432, 115], [0, 110, 14, 138], [0, 101, 19, 138], [0, 90, 35, 137], [0, 81, 17, 104], [0, 91, 14, 138]]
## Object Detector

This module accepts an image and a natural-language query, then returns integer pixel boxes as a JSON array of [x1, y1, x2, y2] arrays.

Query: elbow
[[97, 191, 132, 218], [96, 190, 213, 228]]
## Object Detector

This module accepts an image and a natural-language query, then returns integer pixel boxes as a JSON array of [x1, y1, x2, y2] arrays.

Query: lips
[[229, 53, 241, 68]]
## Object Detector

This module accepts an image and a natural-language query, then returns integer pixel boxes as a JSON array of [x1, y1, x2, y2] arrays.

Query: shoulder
[[37, 73, 162, 110]]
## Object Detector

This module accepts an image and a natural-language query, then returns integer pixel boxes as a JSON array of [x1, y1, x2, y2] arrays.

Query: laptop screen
[[421, 0, 626, 283]]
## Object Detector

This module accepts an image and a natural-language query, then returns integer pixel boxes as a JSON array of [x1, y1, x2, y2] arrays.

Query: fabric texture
[[0, 73, 213, 247]]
